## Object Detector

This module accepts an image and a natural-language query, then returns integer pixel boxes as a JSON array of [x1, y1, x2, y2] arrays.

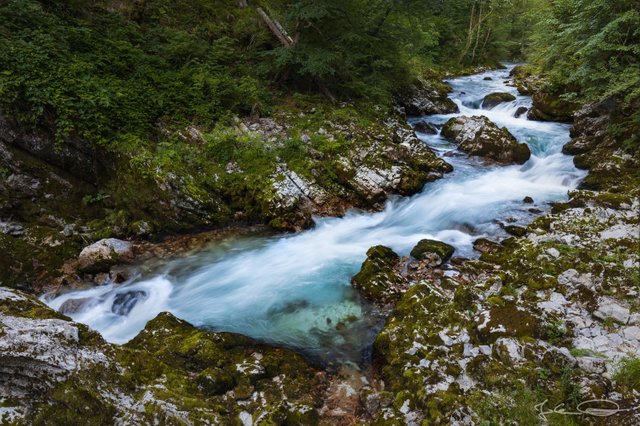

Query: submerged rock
[[514, 106, 528, 118], [77, 238, 134, 273], [441, 116, 531, 164], [410, 239, 455, 265], [481, 92, 516, 109], [351, 245, 406, 304]]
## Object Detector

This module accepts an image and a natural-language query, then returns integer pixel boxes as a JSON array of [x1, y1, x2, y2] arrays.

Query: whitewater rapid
[[44, 65, 586, 363]]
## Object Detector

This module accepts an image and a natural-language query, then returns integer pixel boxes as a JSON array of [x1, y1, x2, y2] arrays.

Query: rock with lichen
[[441, 116, 531, 164], [0, 287, 324, 425], [351, 245, 407, 304]]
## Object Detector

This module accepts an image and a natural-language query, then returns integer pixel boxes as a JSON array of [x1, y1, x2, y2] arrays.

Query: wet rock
[[111, 290, 147, 315], [351, 245, 406, 304], [522, 196, 534, 203], [441, 116, 531, 164], [58, 297, 93, 314], [412, 120, 438, 134], [77, 238, 134, 273], [514, 106, 528, 118], [483, 76, 493, 81], [410, 239, 455, 265], [481, 92, 516, 109]]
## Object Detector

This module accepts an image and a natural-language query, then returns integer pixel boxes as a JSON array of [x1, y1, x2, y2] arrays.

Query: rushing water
[[43, 66, 585, 365]]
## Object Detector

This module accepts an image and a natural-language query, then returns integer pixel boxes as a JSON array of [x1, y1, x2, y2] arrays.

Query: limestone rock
[[77, 238, 134, 273], [593, 297, 630, 324], [351, 245, 406, 304], [441, 116, 531, 164]]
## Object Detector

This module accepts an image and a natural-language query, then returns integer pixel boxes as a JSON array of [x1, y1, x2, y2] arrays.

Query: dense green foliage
[[0, 0, 540, 149], [529, 0, 640, 105], [0, 0, 271, 147]]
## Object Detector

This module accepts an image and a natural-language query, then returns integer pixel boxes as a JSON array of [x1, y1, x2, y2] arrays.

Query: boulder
[[77, 238, 134, 273], [514, 106, 528, 118], [398, 78, 459, 116], [527, 92, 578, 122], [593, 297, 630, 324], [410, 239, 455, 265], [481, 92, 516, 109], [441, 116, 531, 164], [351, 246, 406, 304], [503, 225, 527, 237], [412, 120, 438, 134]]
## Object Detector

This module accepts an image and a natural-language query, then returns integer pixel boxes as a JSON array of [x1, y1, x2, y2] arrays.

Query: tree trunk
[[257, 7, 293, 47], [458, 1, 477, 64]]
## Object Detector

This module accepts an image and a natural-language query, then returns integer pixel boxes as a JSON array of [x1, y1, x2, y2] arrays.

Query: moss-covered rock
[[481, 92, 516, 109], [410, 239, 455, 265], [351, 245, 406, 304], [0, 287, 324, 425], [442, 116, 531, 164], [527, 91, 579, 122]]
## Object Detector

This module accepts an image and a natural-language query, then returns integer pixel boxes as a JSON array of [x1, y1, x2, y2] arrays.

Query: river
[[43, 65, 585, 365]]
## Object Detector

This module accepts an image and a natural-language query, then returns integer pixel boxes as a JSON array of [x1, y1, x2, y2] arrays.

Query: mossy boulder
[[410, 239, 455, 265], [481, 92, 516, 109], [527, 91, 578, 122], [351, 245, 406, 304], [1, 287, 324, 424], [441, 116, 531, 164]]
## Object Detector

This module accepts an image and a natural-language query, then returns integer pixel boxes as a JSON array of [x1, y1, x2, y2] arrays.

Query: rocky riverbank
[[2, 69, 639, 425], [0, 92, 452, 292], [346, 89, 640, 424]]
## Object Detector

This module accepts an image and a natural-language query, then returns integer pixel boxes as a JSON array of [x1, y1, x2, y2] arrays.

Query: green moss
[[410, 239, 455, 264], [351, 245, 405, 303]]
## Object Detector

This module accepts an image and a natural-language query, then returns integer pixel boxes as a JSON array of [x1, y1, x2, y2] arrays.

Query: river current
[[44, 65, 585, 364]]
